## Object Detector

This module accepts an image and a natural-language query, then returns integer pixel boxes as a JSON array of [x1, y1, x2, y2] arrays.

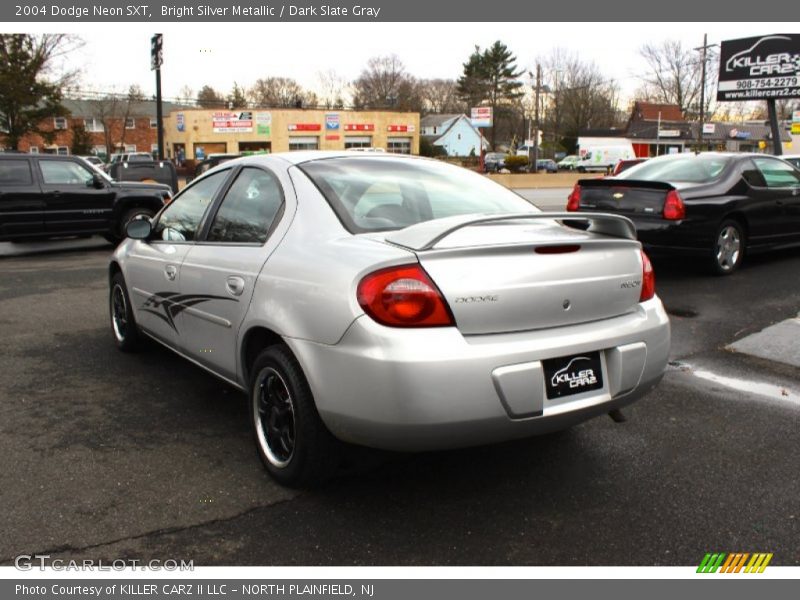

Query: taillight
[[357, 264, 454, 328], [662, 190, 685, 220], [566, 184, 581, 211], [639, 250, 655, 302]]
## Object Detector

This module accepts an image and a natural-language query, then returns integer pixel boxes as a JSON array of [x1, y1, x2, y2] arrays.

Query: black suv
[[0, 154, 171, 243]]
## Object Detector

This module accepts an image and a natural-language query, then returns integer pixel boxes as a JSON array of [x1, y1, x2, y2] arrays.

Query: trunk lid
[[577, 178, 673, 216], [384, 214, 645, 335]]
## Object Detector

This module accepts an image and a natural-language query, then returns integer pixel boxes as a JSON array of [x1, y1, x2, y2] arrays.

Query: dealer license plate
[[542, 351, 604, 399]]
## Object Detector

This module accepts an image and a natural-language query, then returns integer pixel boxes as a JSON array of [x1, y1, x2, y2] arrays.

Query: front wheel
[[250, 345, 340, 487], [710, 219, 745, 275]]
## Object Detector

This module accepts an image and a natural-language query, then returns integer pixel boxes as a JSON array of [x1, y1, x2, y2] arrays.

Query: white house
[[421, 114, 489, 157]]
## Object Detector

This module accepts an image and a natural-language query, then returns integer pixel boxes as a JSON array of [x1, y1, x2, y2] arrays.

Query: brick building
[[5, 98, 185, 159]]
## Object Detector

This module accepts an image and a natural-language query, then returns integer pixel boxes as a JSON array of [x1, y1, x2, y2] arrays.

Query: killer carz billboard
[[717, 34, 800, 101]]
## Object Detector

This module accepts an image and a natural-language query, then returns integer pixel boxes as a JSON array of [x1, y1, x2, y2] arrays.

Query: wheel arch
[[240, 326, 289, 385]]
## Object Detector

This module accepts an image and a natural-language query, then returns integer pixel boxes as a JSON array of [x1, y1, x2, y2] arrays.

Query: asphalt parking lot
[[1, 214, 799, 566]]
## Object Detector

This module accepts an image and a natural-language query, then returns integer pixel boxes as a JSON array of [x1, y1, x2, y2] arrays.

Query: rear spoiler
[[578, 178, 674, 190], [385, 212, 637, 252]]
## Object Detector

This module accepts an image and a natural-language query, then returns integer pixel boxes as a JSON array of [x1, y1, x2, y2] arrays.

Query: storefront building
[[163, 109, 420, 161]]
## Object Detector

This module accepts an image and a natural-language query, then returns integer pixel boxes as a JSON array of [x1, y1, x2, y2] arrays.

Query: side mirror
[[126, 218, 152, 240], [91, 172, 105, 189]]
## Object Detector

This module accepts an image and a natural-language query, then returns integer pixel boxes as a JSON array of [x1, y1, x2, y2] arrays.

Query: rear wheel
[[710, 219, 745, 275], [110, 272, 142, 351], [250, 345, 340, 487]]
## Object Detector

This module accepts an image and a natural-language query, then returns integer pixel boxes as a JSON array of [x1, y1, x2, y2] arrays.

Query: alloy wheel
[[255, 368, 296, 467], [715, 225, 741, 272]]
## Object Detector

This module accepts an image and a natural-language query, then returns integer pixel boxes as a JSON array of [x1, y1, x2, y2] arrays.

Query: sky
[[15, 22, 799, 104]]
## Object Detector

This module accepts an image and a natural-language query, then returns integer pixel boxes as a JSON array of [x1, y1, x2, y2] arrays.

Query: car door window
[[39, 160, 93, 185], [153, 170, 229, 242], [207, 167, 284, 244], [753, 157, 800, 188], [0, 160, 33, 185]]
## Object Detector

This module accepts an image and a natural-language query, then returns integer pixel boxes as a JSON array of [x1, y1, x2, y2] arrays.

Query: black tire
[[710, 219, 746, 275], [250, 345, 340, 487], [110, 272, 142, 352], [577, 166, 586, 173]]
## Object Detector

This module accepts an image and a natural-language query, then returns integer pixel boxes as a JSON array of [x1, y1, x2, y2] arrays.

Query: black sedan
[[566, 152, 800, 274]]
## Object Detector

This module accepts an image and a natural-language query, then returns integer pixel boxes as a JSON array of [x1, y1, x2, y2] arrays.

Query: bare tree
[[419, 78, 462, 114], [249, 77, 309, 108], [636, 39, 718, 119], [315, 69, 350, 109], [540, 49, 622, 152], [117, 84, 145, 152], [175, 84, 195, 106], [351, 55, 423, 111], [196, 85, 224, 108]]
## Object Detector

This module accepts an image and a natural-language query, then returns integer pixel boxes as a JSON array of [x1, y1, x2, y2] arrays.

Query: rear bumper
[[288, 298, 670, 451]]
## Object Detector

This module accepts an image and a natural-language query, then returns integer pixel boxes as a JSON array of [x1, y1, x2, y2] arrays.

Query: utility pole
[[151, 34, 164, 160], [694, 34, 717, 150], [532, 64, 541, 173]]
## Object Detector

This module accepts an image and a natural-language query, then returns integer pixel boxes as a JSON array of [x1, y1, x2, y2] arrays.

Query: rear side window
[[39, 160, 93, 185], [0, 160, 33, 185], [753, 157, 800, 188], [154, 170, 229, 242], [300, 157, 536, 232], [207, 167, 284, 244]]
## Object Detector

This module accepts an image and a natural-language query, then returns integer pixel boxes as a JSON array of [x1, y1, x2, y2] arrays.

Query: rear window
[[0, 159, 33, 185], [618, 154, 732, 183], [299, 157, 537, 232]]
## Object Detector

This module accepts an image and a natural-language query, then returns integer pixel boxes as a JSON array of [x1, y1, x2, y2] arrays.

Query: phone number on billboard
[[736, 77, 799, 90]]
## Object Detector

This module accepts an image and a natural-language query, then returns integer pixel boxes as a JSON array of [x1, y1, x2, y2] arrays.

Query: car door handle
[[225, 276, 245, 297], [164, 265, 178, 281]]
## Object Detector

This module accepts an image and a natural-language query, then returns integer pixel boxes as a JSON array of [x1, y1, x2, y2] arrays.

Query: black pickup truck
[[0, 154, 171, 244]]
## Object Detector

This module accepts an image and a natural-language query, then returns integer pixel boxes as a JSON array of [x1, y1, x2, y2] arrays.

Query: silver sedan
[[109, 152, 670, 486]]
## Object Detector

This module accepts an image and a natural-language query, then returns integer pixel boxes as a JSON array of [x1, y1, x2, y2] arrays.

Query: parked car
[[566, 152, 800, 274], [104, 152, 154, 173], [110, 152, 670, 486], [483, 152, 506, 172], [781, 154, 800, 169], [0, 154, 171, 243], [558, 155, 580, 171], [612, 158, 648, 176], [79, 155, 105, 168], [187, 154, 241, 183], [531, 159, 558, 173]]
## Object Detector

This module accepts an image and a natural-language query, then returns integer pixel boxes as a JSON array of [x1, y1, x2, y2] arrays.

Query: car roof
[[229, 150, 422, 168]]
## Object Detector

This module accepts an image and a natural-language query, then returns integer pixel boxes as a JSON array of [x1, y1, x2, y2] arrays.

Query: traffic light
[[151, 34, 163, 71]]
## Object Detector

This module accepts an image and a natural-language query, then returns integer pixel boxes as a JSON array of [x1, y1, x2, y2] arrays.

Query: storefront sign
[[793, 110, 800, 122], [288, 123, 322, 131], [212, 111, 253, 133], [658, 129, 681, 137], [791, 122, 800, 134], [388, 124, 415, 132], [325, 134, 340, 141], [717, 34, 800, 101], [344, 123, 375, 132], [471, 106, 493, 128], [702, 123, 716, 134], [176, 112, 185, 132], [728, 128, 752, 139], [325, 113, 340, 130], [256, 112, 271, 135]]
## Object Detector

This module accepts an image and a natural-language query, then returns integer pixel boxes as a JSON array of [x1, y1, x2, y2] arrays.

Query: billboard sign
[[717, 34, 800, 101], [176, 112, 185, 132], [470, 107, 493, 128], [212, 111, 253, 133]]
